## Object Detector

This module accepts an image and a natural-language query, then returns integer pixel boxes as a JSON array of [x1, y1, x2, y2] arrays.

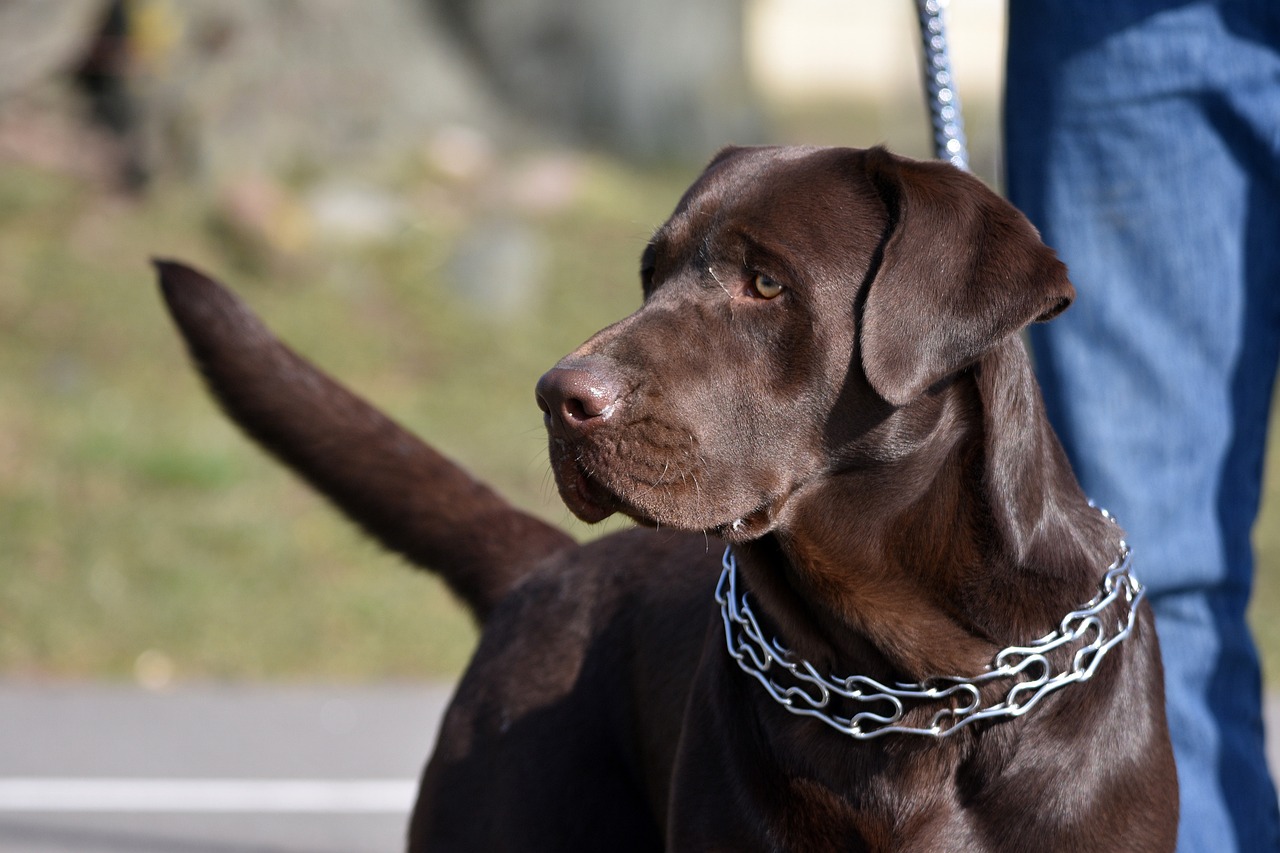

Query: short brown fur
[[158, 144, 1177, 851]]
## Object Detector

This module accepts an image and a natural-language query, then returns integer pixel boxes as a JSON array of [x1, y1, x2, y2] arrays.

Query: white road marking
[[0, 778, 416, 813]]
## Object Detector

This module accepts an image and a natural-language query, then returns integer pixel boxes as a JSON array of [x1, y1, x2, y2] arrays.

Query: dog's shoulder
[[444, 528, 718, 728]]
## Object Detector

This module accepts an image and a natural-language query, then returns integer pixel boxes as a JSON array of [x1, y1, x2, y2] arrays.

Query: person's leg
[[1006, 2, 1280, 850]]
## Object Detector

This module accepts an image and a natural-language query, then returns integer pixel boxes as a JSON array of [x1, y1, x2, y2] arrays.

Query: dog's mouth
[[711, 503, 777, 543], [550, 453, 622, 524], [549, 442, 785, 540]]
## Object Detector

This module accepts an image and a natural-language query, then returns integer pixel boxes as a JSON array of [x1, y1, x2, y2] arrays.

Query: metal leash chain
[[715, 509, 1145, 740], [915, 0, 969, 170]]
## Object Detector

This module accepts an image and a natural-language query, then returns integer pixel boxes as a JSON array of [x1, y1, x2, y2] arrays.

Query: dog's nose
[[536, 364, 623, 435]]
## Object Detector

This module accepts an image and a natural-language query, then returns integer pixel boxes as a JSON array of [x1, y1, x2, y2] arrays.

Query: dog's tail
[[154, 260, 574, 622]]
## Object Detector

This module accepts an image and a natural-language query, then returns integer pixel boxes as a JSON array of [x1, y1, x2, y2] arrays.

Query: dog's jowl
[[159, 145, 1178, 851]]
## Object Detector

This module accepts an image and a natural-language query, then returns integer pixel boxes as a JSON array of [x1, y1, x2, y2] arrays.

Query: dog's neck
[[739, 337, 1121, 683]]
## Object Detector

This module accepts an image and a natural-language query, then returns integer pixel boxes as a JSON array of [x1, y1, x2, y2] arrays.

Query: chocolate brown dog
[[157, 145, 1178, 851]]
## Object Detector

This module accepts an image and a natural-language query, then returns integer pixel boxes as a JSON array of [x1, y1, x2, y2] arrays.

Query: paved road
[[0, 683, 452, 852], [1, 681, 1278, 851]]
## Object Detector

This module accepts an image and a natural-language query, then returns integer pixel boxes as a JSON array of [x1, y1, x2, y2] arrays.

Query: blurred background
[[2, 0, 1278, 690]]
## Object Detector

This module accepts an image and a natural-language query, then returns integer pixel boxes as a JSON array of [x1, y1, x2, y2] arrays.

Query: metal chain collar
[[715, 510, 1144, 740]]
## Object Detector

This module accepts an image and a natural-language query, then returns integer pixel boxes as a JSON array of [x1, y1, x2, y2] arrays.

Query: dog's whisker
[[708, 265, 731, 299]]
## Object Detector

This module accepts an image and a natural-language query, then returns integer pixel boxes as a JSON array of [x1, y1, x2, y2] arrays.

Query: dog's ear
[[707, 144, 748, 168], [858, 147, 1073, 406]]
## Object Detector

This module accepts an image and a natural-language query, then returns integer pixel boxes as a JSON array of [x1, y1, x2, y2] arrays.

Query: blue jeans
[[1005, 2, 1280, 850]]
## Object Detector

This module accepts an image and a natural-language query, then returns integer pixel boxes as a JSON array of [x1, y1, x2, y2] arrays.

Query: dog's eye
[[751, 273, 783, 299]]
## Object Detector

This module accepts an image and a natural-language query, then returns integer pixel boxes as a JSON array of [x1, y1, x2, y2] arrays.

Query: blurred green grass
[[0, 149, 673, 681], [2, 96, 1278, 686]]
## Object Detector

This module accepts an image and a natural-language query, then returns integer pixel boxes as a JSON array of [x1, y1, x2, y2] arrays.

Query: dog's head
[[536, 145, 1071, 540]]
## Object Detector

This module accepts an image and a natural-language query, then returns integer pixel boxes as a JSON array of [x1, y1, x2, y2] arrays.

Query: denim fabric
[[1005, 2, 1280, 850]]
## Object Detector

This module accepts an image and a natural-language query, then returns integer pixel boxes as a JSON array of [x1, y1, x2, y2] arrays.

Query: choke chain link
[[715, 510, 1144, 740]]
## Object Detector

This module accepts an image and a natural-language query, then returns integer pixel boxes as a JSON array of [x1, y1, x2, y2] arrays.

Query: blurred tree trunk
[[0, 0, 760, 187], [432, 0, 762, 161]]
